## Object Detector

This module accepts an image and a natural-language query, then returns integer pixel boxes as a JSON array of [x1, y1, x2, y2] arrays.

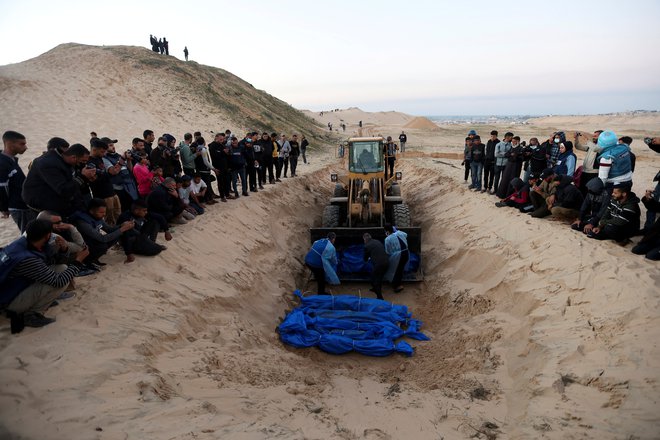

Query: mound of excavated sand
[[403, 116, 440, 130]]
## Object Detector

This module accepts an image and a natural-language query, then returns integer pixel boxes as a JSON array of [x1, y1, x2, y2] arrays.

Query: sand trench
[[1, 158, 658, 439]]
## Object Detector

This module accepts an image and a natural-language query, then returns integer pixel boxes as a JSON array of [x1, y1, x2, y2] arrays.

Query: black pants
[[10, 209, 37, 233], [275, 157, 283, 179], [183, 167, 195, 177], [246, 164, 258, 191], [116, 189, 136, 214], [392, 251, 409, 288], [483, 161, 495, 189], [85, 239, 118, 264], [463, 160, 471, 181], [493, 165, 505, 194], [589, 224, 634, 242], [280, 157, 289, 177], [385, 157, 395, 180], [371, 263, 388, 300], [307, 263, 328, 295], [199, 172, 216, 201], [263, 157, 275, 183], [217, 170, 230, 198], [632, 238, 660, 260], [120, 221, 162, 256]]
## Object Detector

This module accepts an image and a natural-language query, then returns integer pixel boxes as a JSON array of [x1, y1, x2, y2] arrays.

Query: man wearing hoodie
[[587, 183, 640, 242], [549, 175, 584, 222], [572, 177, 609, 233]]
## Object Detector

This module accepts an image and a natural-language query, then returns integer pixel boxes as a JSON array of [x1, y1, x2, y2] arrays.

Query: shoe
[[480, 189, 487, 193], [495, 202, 506, 207], [234, 192, 240, 198], [57, 291, 76, 300], [283, 175, 288, 178], [393, 286, 404, 293], [259, 185, 264, 189], [221, 197, 227, 202], [276, 178, 282, 182], [75, 268, 97, 277], [89, 262, 103, 271], [93, 260, 107, 267], [24, 312, 56, 328], [242, 192, 249, 196]]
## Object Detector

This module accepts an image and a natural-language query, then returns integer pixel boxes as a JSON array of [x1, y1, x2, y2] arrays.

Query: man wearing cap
[[587, 183, 640, 242], [102, 138, 139, 214], [88, 138, 122, 225]]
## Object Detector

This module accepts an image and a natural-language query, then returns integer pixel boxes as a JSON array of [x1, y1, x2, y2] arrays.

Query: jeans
[[231, 167, 247, 195], [280, 157, 289, 177], [470, 162, 483, 189], [400, 142, 406, 153]]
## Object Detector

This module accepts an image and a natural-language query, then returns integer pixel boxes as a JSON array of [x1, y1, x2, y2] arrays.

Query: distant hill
[[0, 43, 328, 156]]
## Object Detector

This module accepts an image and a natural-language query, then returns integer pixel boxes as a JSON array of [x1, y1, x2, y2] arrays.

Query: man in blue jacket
[[305, 232, 339, 295], [0, 219, 89, 332]]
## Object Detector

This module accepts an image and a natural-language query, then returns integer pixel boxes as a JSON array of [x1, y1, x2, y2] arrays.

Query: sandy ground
[[2, 75, 660, 437]]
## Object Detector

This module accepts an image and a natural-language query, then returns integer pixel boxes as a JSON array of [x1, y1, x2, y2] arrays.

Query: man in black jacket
[[209, 132, 230, 201], [1, 131, 35, 232], [633, 190, 660, 260], [22, 143, 96, 219], [363, 233, 389, 300], [147, 178, 186, 224], [257, 132, 273, 184], [549, 175, 584, 222], [483, 130, 498, 193]]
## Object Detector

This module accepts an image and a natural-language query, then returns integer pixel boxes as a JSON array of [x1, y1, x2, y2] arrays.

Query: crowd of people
[[462, 129, 660, 261], [149, 35, 169, 55], [0, 129, 311, 332]]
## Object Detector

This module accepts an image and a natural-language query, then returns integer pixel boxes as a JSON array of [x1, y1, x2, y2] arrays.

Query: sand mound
[[404, 116, 440, 130], [0, 43, 327, 156]]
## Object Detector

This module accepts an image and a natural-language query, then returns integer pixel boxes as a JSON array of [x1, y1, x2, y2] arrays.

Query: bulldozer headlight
[[395, 171, 402, 180], [331, 173, 338, 182]]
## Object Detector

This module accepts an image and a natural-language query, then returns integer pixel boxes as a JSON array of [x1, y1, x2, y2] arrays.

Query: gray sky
[[1, 0, 659, 115]]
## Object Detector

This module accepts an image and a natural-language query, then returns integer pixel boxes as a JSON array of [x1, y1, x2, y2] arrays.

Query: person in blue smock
[[304, 232, 339, 294], [384, 224, 408, 293]]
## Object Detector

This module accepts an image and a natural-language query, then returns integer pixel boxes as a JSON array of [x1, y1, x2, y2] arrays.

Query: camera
[[644, 137, 654, 146]]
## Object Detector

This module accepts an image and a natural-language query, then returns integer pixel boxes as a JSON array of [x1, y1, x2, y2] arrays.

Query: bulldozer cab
[[349, 139, 384, 174]]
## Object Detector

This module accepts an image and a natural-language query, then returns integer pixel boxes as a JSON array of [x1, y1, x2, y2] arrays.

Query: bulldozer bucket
[[309, 226, 423, 282]]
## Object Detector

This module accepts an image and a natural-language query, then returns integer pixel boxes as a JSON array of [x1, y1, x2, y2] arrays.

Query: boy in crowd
[[117, 200, 168, 263]]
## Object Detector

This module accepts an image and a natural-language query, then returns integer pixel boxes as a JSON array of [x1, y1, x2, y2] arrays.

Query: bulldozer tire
[[392, 203, 411, 228], [333, 184, 348, 197], [322, 205, 341, 228], [390, 184, 401, 197]]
